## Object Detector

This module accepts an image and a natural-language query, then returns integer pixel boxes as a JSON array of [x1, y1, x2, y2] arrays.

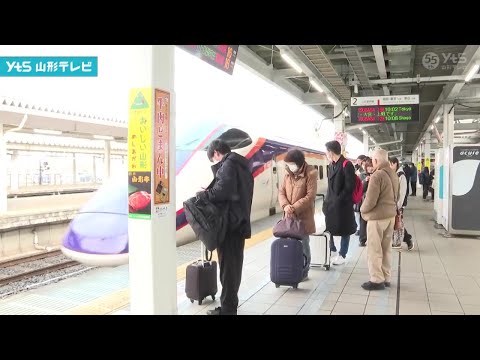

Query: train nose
[[61, 211, 129, 267], [61, 180, 129, 267]]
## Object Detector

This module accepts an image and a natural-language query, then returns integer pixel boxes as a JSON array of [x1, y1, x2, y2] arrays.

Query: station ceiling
[[239, 45, 480, 157]]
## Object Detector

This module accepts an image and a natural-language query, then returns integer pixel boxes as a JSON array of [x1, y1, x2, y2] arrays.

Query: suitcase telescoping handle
[[200, 241, 213, 266]]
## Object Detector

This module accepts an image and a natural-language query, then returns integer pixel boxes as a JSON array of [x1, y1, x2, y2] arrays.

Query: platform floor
[[5, 192, 94, 213], [2, 196, 480, 315]]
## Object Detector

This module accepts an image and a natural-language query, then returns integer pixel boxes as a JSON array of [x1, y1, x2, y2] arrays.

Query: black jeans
[[411, 181, 417, 196], [359, 215, 367, 244], [423, 184, 430, 199], [217, 233, 245, 314]]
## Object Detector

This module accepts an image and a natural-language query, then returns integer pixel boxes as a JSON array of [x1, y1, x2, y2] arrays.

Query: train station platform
[[7, 184, 100, 198], [1, 196, 480, 315]]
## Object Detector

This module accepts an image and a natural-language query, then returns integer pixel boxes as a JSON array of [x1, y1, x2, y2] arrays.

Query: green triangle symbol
[[131, 91, 149, 109]]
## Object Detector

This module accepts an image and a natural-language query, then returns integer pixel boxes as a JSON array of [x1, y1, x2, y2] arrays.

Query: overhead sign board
[[350, 95, 420, 123], [177, 45, 239, 75]]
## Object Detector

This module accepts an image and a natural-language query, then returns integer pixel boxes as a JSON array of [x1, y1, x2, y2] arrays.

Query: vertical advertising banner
[[451, 146, 480, 232], [154, 89, 170, 208], [128, 88, 152, 220], [425, 158, 431, 170]]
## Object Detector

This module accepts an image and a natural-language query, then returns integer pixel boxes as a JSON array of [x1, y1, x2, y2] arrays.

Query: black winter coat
[[198, 152, 254, 239], [322, 156, 357, 236]]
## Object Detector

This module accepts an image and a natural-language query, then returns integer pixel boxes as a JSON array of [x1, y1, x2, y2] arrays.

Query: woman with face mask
[[278, 149, 318, 281]]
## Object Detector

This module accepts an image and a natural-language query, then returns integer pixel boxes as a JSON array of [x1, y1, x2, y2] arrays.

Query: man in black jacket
[[197, 139, 254, 315], [322, 140, 357, 265]]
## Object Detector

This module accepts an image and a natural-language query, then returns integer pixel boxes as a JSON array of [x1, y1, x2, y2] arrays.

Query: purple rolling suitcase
[[270, 238, 307, 289]]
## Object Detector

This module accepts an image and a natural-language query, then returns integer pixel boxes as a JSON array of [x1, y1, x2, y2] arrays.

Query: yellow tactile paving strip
[[65, 227, 273, 315]]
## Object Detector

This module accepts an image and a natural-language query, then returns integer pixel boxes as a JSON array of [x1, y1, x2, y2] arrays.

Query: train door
[[269, 156, 280, 215]]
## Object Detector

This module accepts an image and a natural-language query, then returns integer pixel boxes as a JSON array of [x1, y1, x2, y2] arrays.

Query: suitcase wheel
[[324, 265, 330, 271], [190, 299, 194, 303], [211, 295, 215, 301], [292, 284, 298, 289], [275, 284, 280, 288], [198, 299, 203, 306]]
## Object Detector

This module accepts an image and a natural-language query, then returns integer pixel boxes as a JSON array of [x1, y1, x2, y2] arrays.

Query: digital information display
[[350, 95, 420, 123], [177, 45, 239, 75]]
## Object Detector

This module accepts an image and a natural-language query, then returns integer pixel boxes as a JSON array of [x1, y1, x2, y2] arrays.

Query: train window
[[319, 166, 324, 180], [206, 128, 252, 150]]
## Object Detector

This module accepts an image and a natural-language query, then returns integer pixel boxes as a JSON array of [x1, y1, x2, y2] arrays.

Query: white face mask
[[287, 163, 298, 173]]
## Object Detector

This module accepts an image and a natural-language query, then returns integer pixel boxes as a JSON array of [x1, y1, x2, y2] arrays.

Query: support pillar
[[425, 132, 431, 171], [128, 45, 177, 315], [92, 155, 97, 183], [104, 140, 111, 181], [443, 104, 454, 148], [10, 150, 19, 192], [72, 153, 77, 184], [362, 130, 369, 155], [334, 104, 346, 155]]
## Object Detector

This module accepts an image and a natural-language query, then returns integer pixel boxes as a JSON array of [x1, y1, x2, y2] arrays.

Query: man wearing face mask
[[278, 149, 318, 280], [197, 139, 254, 315], [322, 140, 357, 265]]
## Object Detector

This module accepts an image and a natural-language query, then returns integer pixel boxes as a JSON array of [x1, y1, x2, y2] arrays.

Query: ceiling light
[[94, 135, 114, 140], [465, 63, 480, 82], [435, 116, 441, 123], [327, 96, 338, 105], [309, 79, 324, 93], [362, 130, 367, 135], [33, 129, 62, 135], [281, 53, 302, 73]]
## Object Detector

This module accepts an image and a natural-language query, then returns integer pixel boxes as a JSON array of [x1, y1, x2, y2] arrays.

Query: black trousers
[[423, 184, 430, 199], [411, 181, 417, 196], [359, 215, 367, 244], [217, 233, 245, 314]]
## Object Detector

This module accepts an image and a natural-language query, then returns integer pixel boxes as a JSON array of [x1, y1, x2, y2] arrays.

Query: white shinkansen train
[[61, 123, 331, 266]]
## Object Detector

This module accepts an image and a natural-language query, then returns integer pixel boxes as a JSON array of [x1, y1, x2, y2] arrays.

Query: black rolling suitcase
[[270, 237, 307, 289], [185, 242, 217, 305]]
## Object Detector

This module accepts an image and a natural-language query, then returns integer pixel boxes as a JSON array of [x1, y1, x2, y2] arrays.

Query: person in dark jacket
[[403, 163, 411, 196], [197, 139, 254, 315], [322, 140, 356, 265], [410, 163, 417, 196], [420, 167, 432, 200]]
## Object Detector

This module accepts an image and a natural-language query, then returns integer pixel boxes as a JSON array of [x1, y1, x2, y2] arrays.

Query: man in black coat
[[197, 139, 254, 315], [322, 140, 357, 265]]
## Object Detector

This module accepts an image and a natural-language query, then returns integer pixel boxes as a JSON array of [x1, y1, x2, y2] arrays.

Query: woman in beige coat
[[278, 149, 318, 280]]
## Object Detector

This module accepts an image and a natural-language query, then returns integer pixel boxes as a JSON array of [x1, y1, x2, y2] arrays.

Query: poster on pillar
[[450, 145, 480, 233], [128, 88, 152, 220], [128, 172, 152, 219], [154, 89, 170, 206]]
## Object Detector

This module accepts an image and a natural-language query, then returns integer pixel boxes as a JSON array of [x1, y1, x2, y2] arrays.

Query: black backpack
[[183, 195, 228, 252]]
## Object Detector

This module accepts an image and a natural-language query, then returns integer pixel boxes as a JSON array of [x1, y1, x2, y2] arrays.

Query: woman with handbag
[[358, 158, 374, 247], [389, 157, 414, 251], [278, 149, 318, 280]]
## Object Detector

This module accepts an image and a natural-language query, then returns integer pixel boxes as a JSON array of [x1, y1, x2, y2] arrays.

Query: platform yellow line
[[65, 227, 273, 315]]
